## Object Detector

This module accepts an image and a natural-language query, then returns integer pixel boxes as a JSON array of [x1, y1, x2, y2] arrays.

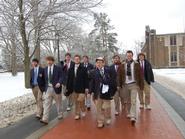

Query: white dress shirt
[[48, 65, 54, 86], [115, 65, 118, 72], [74, 64, 80, 77]]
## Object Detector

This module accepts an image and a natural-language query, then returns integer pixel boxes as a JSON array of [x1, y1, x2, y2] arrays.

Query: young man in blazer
[[117, 51, 144, 125], [59, 53, 75, 111], [40, 56, 63, 125], [138, 53, 154, 110], [30, 58, 45, 119], [109, 55, 123, 115], [82, 55, 94, 111], [66, 55, 88, 120], [90, 57, 115, 128]]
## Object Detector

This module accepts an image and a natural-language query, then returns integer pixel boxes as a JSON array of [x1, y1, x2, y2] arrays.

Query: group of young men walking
[[30, 50, 154, 128]]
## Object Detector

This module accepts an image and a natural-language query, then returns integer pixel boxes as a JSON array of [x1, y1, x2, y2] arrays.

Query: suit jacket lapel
[[31, 69, 34, 79], [76, 64, 82, 77], [52, 65, 56, 80], [45, 67, 48, 81]]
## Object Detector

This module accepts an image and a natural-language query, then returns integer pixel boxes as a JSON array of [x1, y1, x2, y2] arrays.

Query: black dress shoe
[[131, 118, 136, 126], [40, 120, 48, 125]]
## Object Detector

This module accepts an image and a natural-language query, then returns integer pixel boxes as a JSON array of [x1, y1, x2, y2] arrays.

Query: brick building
[[142, 26, 185, 68]]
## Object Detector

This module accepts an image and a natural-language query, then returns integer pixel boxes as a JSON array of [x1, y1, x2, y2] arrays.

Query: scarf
[[126, 59, 133, 77]]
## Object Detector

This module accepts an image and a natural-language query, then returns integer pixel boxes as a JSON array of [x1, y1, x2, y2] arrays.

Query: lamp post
[[55, 32, 60, 63]]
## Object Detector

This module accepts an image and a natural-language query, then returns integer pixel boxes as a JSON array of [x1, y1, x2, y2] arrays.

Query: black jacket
[[82, 63, 94, 89], [66, 64, 88, 95], [109, 64, 119, 96], [138, 59, 154, 85], [44, 65, 63, 94], [90, 67, 115, 100], [30, 67, 45, 92], [58, 60, 75, 85], [82, 63, 94, 72]]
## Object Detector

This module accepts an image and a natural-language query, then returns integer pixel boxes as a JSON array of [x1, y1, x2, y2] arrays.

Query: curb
[[152, 87, 185, 139]]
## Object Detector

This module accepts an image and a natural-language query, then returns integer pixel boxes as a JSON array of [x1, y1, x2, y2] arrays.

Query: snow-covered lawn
[[153, 68, 185, 83], [0, 72, 31, 102]]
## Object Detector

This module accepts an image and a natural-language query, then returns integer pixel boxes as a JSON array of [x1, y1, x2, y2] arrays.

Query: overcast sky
[[95, 0, 185, 50]]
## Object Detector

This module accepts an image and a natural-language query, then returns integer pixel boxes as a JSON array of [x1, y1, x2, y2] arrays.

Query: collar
[[126, 59, 134, 64], [75, 64, 80, 67], [48, 64, 54, 68]]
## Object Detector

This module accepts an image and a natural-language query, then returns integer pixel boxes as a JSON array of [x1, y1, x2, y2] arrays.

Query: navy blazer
[[30, 67, 45, 92], [44, 65, 63, 94], [90, 67, 115, 100]]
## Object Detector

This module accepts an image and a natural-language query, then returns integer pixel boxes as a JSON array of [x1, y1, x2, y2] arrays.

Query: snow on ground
[[0, 72, 35, 127], [153, 68, 185, 83], [154, 68, 185, 99], [0, 72, 31, 102]]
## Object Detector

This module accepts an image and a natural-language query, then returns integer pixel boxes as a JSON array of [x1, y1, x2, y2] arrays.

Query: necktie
[[100, 68, 104, 77], [49, 67, 52, 84]]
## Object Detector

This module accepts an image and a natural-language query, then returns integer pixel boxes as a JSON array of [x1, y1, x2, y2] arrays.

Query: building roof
[[156, 32, 185, 36]]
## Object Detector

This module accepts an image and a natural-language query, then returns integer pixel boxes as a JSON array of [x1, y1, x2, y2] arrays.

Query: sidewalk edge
[[25, 111, 70, 139], [152, 87, 185, 139]]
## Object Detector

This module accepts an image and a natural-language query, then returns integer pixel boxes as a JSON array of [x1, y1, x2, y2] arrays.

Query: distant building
[[142, 26, 185, 68]]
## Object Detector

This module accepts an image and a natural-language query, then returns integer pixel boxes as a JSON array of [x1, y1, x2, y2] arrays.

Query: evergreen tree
[[89, 13, 118, 63]]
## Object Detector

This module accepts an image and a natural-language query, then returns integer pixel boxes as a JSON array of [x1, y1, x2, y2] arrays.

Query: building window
[[170, 35, 176, 46], [171, 51, 177, 62]]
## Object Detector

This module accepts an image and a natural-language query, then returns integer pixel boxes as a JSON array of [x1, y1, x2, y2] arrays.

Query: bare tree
[[19, 0, 103, 88], [134, 40, 144, 56]]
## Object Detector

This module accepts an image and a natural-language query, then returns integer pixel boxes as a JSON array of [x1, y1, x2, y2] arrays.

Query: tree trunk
[[24, 48, 30, 88], [19, 0, 30, 88], [11, 40, 17, 76], [33, 0, 41, 60]]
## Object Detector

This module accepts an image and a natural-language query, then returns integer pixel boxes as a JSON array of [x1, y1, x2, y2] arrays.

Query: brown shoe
[[74, 115, 80, 120], [97, 123, 104, 128]]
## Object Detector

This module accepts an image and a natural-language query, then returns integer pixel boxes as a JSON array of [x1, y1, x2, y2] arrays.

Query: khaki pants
[[73, 93, 86, 116], [62, 85, 73, 108], [85, 93, 91, 108], [96, 98, 111, 125], [139, 81, 151, 105], [42, 87, 62, 122], [32, 86, 43, 116], [125, 83, 139, 118], [114, 88, 124, 112]]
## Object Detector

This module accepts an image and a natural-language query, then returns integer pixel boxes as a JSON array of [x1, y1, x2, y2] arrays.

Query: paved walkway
[[41, 91, 184, 139]]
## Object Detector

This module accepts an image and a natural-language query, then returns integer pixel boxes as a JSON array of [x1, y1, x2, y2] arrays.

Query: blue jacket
[[30, 67, 45, 92], [44, 65, 63, 94]]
